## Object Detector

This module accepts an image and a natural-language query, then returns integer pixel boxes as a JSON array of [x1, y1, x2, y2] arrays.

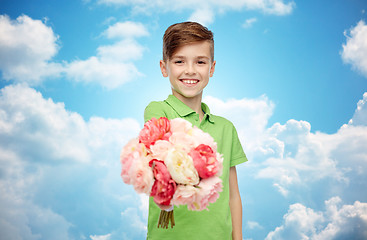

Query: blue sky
[[1, 0, 367, 239]]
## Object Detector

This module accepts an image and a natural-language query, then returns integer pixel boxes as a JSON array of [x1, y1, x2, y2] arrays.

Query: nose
[[185, 62, 196, 75]]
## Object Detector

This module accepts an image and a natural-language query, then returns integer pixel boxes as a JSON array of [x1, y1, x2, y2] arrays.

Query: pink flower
[[120, 154, 134, 184], [172, 185, 198, 206], [149, 159, 171, 183], [156, 117, 170, 133], [130, 158, 154, 194], [149, 159, 177, 205], [150, 140, 173, 161], [120, 138, 147, 159], [120, 139, 147, 184], [169, 132, 195, 152], [189, 144, 220, 179], [139, 117, 170, 148], [191, 177, 223, 211], [191, 127, 217, 151], [170, 118, 192, 133], [150, 179, 177, 206]]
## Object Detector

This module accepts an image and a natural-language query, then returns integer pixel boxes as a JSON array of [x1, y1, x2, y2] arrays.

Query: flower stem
[[157, 210, 175, 229]]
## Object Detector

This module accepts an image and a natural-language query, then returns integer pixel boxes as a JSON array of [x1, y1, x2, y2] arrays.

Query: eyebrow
[[197, 56, 210, 59]]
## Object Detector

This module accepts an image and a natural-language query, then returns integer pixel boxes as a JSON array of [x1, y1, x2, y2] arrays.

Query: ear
[[160, 60, 168, 77], [209, 60, 216, 77]]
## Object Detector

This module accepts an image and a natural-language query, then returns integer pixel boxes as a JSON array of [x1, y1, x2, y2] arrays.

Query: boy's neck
[[172, 91, 204, 121]]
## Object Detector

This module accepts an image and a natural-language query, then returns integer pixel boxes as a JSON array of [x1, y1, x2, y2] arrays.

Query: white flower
[[165, 148, 199, 185]]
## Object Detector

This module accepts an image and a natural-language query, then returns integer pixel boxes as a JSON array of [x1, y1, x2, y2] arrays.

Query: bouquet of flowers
[[120, 117, 223, 228]]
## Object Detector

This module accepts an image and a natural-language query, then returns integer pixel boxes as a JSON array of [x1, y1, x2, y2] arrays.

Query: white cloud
[[266, 202, 324, 240], [247, 220, 263, 230], [0, 84, 90, 162], [255, 119, 349, 195], [0, 14, 62, 84], [0, 84, 144, 239], [341, 20, 367, 78], [266, 197, 367, 240], [205, 93, 367, 239], [97, 0, 295, 24], [243, 17, 257, 28], [188, 7, 215, 26], [97, 39, 145, 62], [262, 0, 295, 15], [120, 208, 147, 231], [204, 95, 274, 158], [0, 15, 147, 89], [65, 21, 148, 89], [254, 115, 367, 197], [139, 194, 149, 221], [65, 56, 142, 89], [0, 84, 141, 163], [349, 92, 367, 126], [103, 21, 149, 39], [90, 233, 112, 240], [0, 142, 73, 240], [204, 93, 367, 199], [0, 191, 72, 240], [273, 182, 289, 196]]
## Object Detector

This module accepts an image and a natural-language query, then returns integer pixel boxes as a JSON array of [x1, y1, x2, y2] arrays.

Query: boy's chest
[[164, 110, 231, 151]]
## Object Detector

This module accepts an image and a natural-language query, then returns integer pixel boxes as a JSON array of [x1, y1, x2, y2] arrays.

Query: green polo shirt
[[144, 95, 247, 240]]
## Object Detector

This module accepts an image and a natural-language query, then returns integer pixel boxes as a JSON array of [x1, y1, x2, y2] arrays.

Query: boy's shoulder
[[201, 101, 235, 128], [145, 100, 165, 109], [144, 99, 171, 115], [144, 100, 168, 122], [208, 112, 236, 129]]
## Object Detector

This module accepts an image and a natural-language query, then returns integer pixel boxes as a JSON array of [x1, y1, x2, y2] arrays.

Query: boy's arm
[[229, 166, 243, 240]]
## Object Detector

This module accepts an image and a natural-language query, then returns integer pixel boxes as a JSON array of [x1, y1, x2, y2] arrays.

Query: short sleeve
[[144, 101, 166, 123], [230, 125, 248, 167]]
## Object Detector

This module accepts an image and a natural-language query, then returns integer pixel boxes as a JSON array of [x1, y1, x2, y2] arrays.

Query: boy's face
[[160, 41, 216, 102]]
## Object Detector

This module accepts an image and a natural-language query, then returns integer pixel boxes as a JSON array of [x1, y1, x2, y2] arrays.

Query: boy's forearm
[[230, 194, 243, 240], [229, 166, 243, 240]]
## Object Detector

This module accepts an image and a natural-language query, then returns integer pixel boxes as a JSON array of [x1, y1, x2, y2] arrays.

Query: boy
[[144, 22, 247, 240]]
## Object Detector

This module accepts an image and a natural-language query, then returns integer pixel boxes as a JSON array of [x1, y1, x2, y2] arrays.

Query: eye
[[174, 60, 184, 64], [197, 60, 206, 65]]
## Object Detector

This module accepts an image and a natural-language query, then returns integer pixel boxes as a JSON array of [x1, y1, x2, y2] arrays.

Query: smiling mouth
[[180, 79, 199, 84]]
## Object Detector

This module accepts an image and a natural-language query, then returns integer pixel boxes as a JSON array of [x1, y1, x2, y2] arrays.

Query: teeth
[[182, 80, 198, 84]]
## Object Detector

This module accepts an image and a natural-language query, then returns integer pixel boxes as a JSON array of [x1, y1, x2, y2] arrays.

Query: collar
[[165, 95, 215, 123]]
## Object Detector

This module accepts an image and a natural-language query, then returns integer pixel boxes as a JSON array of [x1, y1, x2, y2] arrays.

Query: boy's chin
[[172, 90, 203, 100]]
